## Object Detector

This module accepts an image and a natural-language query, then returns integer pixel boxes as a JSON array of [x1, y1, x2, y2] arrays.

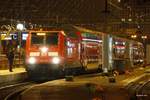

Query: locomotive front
[[25, 31, 65, 80]]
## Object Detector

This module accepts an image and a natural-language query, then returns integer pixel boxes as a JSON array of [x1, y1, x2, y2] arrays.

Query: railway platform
[[20, 66, 150, 100], [0, 67, 27, 85]]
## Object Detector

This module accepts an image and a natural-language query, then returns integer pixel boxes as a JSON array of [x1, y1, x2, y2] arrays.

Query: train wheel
[[26, 70, 35, 80], [72, 67, 84, 75], [77, 67, 86, 75], [113, 70, 119, 76], [97, 65, 103, 73], [51, 68, 64, 78], [64, 68, 73, 76]]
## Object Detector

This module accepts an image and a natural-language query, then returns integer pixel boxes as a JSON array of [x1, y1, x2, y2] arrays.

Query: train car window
[[132, 44, 144, 65], [31, 33, 44, 45], [82, 33, 99, 40], [113, 39, 126, 58], [46, 33, 58, 45]]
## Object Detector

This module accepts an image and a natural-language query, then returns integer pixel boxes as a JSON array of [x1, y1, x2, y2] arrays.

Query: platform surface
[[0, 67, 26, 75], [0, 67, 27, 85]]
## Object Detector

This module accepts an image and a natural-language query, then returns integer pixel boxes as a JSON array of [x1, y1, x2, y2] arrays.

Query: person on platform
[[6, 41, 15, 72]]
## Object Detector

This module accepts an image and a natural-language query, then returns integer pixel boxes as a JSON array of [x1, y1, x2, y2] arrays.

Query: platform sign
[[1, 34, 6, 40], [1, 34, 11, 40], [0, 33, 18, 40], [22, 33, 28, 40], [125, 28, 137, 34]]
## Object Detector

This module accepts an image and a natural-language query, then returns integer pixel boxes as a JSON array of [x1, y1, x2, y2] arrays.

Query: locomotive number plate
[[41, 52, 47, 56]]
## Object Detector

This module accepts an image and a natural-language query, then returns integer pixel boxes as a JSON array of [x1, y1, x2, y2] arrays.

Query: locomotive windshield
[[31, 32, 58, 45]]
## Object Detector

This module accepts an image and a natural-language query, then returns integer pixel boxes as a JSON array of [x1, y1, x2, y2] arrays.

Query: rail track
[[125, 75, 150, 100], [0, 82, 36, 100]]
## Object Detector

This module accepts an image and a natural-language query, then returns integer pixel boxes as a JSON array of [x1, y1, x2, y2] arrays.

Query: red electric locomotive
[[25, 26, 102, 80]]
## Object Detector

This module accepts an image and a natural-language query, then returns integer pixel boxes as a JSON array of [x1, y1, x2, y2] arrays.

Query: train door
[[81, 33, 102, 70], [112, 38, 126, 72], [84, 42, 102, 70], [65, 38, 80, 68], [130, 42, 144, 66]]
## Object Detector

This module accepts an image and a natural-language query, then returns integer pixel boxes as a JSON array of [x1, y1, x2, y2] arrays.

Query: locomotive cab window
[[46, 33, 58, 45], [31, 32, 58, 45], [31, 33, 44, 45]]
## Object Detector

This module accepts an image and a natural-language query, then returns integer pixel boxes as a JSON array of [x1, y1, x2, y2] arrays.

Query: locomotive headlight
[[28, 57, 36, 64], [41, 47, 48, 53], [52, 57, 60, 64]]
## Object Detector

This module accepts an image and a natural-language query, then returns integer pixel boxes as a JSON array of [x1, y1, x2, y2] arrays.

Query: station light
[[118, 0, 121, 3], [16, 23, 24, 31], [131, 35, 137, 39], [128, 18, 132, 22], [121, 18, 125, 22], [141, 35, 147, 39], [16, 23, 24, 48]]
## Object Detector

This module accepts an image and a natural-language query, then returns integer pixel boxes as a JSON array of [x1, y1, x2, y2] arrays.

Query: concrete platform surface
[[0, 67, 27, 84], [0, 68, 26, 75]]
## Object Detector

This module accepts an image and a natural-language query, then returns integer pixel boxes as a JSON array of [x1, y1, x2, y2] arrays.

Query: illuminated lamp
[[28, 57, 36, 64], [118, 0, 121, 3], [141, 35, 147, 39], [52, 57, 60, 64], [16, 23, 24, 31], [131, 35, 137, 39], [40, 47, 48, 53]]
